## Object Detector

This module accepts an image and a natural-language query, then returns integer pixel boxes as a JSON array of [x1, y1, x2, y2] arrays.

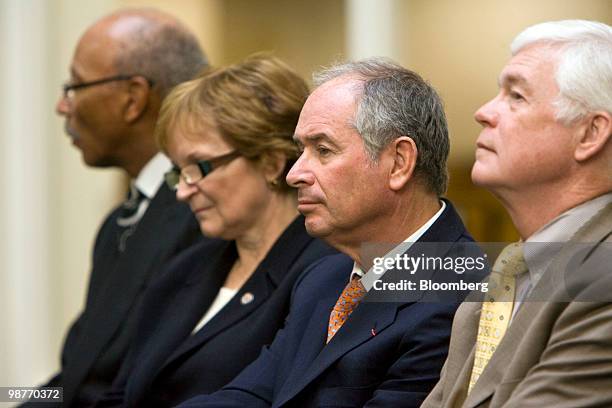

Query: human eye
[[508, 89, 525, 102], [316, 145, 332, 157]]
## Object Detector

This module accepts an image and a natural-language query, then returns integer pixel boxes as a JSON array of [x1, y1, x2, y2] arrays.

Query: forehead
[[295, 76, 361, 143], [72, 19, 132, 77], [499, 44, 559, 93], [167, 114, 230, 158]]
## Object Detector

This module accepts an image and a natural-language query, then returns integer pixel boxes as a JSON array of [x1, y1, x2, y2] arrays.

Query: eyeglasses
[[165, 151, 241, 190], [62, 75, 154, 99]]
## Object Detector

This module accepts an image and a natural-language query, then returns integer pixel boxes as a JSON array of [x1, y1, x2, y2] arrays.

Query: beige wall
[[399, 0, 612, 163], [119, 0, 225, 65], [217, 0, 346, 80], [1, 0, 122, 394]]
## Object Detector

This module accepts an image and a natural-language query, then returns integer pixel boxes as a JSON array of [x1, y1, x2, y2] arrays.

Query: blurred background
[[0, 0, 610, 395]]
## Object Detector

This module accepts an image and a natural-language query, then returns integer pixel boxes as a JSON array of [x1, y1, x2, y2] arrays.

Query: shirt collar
[[133, 153, 172, 200], [524, 192, 612, 286], [351, 200, 447, 290]]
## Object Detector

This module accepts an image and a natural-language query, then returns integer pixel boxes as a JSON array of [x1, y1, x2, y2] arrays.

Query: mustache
[[64, 122, 80, 141]]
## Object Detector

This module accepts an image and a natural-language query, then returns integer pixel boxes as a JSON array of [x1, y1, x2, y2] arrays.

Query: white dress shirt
[[192, 287, 238, 334], [134, 152, 172, 200], [351, 200, 447, 291]]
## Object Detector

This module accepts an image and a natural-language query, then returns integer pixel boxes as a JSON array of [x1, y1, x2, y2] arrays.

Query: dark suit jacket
[[178, 201, 477, 408], [97, 215, 337, 407], [28, 184, 202, 408], [421, 201, 612, 408]]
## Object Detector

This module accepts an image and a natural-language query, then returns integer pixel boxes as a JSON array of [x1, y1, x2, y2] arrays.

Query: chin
[[198, 221, 222, 239], [83, 153, 114, 169], [470, 162, 495, 188], [80, 151, 96, 166], [303, 217, 332, 239]]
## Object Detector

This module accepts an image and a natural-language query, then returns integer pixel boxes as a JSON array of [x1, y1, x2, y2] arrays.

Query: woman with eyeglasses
[[95, 56, 336, 407]]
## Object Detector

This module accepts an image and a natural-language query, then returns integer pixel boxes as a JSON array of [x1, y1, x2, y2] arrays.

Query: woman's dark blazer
[[98, 215, 336, 407]]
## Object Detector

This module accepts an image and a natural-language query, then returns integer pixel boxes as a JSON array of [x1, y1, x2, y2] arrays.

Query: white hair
[[511, 20, 612, 124]]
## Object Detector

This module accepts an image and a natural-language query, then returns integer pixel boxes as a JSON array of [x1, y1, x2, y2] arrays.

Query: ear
[[261, 151, 288, 184], [388, 136, 418, 191], [123, 76, 152, 123], [575, 111, 612, 162]]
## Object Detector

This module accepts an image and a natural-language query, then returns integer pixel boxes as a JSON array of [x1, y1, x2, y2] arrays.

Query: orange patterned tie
[[327, 276, 367, 343]]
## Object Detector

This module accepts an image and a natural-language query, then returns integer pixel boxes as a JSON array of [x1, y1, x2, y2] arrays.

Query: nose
[[474, 96, 499, 128], [175, 178, 198, 202], [286, 153, 315, 188], [56, 94, 70, 116]]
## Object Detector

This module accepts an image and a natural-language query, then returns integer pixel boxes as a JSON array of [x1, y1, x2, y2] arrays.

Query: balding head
[[58, 8, 208, 176], [80, 8, 208, 97]]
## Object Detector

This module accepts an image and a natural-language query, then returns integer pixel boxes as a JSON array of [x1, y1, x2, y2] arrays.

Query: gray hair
[[511, 20, 612, 124], [113, 13, 208, 98], [314, 58, 449, 196]]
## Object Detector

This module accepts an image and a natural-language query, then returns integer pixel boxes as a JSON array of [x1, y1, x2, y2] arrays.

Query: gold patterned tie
[[327, 276, 367, 343], [468, 242, 528, 393]]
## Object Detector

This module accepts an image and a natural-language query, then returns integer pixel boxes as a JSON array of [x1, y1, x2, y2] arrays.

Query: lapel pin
[[371, 328, 377, 337], [241, 292, 254, 305]]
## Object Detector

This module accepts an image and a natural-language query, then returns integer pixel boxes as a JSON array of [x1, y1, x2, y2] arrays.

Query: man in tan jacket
[[422, 19, 612, 408]]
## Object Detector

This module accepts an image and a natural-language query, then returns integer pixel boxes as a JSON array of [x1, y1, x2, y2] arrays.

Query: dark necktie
[[116, 184, 149, 252]]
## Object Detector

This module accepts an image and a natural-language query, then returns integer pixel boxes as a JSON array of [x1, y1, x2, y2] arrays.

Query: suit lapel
[[162, 263, 273, 368], [126, 244, 231, 404], [157, 216, 315, 376], [277, 201, 470, 407], [280, 300, 335, 392], [276, 299, 398, 407], [437, 301, 480, 407]]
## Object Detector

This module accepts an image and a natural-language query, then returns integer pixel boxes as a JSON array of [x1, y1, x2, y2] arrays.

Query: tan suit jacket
[[422, 202, 612, 408]]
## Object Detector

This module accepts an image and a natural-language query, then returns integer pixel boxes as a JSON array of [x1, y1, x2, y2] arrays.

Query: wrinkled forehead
[[498, 45, 561, 99], [501, 45, 560, 83]]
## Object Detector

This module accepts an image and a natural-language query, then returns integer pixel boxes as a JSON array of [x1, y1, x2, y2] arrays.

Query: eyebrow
[[293, 133, 332, 145], [497, 73, 529, 89], [185, 152, 212, 163], [69, 66, 82, 81]]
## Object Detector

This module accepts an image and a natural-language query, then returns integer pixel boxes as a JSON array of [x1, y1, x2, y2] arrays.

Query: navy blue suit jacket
[[179, 201, 477, 407], [96, 216, 336, 407]]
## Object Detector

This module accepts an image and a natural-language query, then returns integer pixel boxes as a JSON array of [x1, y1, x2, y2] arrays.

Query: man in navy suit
[[26, 9, 207, 407], [179, 59, 481, 407]]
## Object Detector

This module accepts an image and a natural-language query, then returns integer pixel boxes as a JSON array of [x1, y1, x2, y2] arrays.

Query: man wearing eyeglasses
[[25, 9, 208, 408]]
